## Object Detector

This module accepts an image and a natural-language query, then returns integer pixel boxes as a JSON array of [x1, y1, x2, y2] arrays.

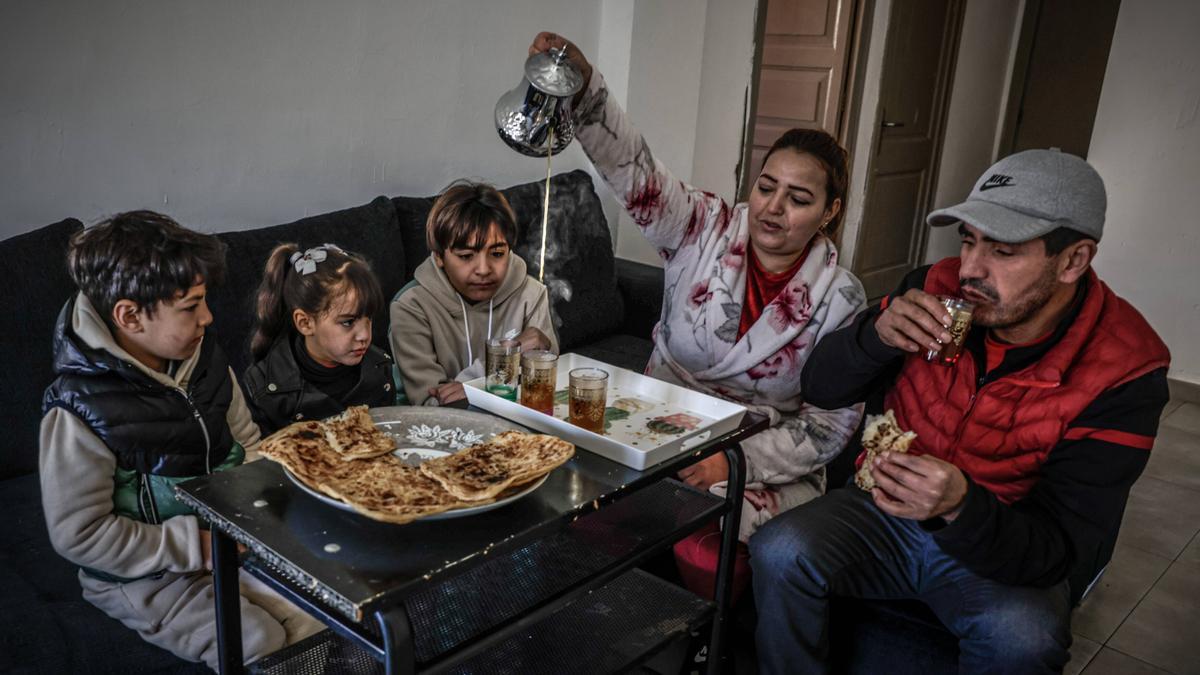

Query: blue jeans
[[748, 488, 1071, 674]]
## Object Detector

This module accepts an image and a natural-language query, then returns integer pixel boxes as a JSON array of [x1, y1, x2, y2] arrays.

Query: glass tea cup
[[925, 296, 975, 367], [485, 338, 521, 401], [568, 367, 608, 434], [520, 350, 558, 414]]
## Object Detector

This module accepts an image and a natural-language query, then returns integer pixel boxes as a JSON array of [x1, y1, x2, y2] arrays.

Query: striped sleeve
[[1063, 427, 1155, 450], [1065, 367, 1169, 452], [931, 366, 1170, 596]]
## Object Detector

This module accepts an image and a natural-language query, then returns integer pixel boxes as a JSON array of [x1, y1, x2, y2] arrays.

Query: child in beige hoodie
[[390, 181, 558, 406], [40, 211, 322, 670]]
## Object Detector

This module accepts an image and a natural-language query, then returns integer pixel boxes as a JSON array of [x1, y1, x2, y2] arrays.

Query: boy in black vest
[[40, 211, 322, 669]]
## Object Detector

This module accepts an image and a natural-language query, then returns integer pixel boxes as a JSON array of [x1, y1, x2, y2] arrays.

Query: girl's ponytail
[[250, 243, 300, 361]]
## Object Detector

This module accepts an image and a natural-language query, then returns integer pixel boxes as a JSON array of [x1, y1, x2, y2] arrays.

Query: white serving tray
[[464, 353, 746, 470]]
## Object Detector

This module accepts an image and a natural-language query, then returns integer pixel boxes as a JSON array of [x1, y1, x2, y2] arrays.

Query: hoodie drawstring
[[458, 294, 473, 366], [454, 281, 498, 368]]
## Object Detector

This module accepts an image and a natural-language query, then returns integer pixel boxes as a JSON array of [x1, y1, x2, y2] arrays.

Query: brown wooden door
[[1001, 0, 1122, 158], [853, 0, 964, 300], [746, 0, 858, 181]]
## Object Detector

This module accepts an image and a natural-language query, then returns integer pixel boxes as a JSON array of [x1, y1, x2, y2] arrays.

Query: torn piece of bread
[[419, 431, 575, 501], [321, 405, 397, 461], [855, 409, 918, 491]]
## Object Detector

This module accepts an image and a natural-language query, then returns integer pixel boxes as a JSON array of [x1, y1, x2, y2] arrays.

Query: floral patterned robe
[[574, 71, 867, 541]]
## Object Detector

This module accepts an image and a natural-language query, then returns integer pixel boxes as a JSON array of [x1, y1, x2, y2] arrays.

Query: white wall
[[1, 0, 607, 236], [2, 0, 761, 269], [611, 0, 709, 266], [595, 0, 761, 265], [1089, 0, 1200, 386], [690, 0, 759, 203], [596, 0, 758, 267]]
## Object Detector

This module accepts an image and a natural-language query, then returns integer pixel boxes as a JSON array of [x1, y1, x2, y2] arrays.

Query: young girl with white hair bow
[[242, 243, 395, 434]]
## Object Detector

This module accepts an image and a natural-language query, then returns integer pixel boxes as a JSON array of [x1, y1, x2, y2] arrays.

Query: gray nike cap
[[927, 148, 1106, 243]]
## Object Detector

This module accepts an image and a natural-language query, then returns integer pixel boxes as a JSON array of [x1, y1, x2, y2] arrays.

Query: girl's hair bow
[[288, 244, 344, 275]]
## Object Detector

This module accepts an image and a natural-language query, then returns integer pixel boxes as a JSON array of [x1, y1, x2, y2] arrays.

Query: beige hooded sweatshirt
[[39, 294, 322, 668], [390, 254, 558, 405]]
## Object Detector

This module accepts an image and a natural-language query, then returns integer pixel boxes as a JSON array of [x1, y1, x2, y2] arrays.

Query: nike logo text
[[979, 174, 1014, 191]]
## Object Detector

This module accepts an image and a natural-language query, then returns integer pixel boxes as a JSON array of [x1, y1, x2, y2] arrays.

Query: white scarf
[[647, 209, 864, 420]]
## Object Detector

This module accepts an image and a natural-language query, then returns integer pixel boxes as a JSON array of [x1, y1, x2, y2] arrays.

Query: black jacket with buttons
[[242, 335, 395, 435]]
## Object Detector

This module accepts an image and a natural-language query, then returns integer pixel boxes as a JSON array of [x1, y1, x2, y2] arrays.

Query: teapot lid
[[524, 48, 584, 97]]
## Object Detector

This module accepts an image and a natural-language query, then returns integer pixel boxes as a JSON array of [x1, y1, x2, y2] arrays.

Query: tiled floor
[[1067, 401, 1200, 675]]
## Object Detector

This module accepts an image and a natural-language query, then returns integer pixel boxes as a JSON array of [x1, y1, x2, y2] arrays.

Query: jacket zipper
[[947, 394, 975, 465], [178, 388, 212, 474], [138, 472, 161, 524], [136, 473, 149, 523], [945, 361, 988, 463]]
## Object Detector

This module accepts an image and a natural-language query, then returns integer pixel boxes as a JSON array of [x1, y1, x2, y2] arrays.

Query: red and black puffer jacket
[[883, 258, 1170, 503]]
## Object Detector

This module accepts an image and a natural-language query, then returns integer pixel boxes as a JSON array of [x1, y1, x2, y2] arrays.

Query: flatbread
[[260, 421, 358, 500], [315, 454, 470, 524], [855, 409, 918, 491], [259, 417, 469, 524], [260, 415, 573, 523], [322, 405, 396, 461], [419, 431, 575, 501]]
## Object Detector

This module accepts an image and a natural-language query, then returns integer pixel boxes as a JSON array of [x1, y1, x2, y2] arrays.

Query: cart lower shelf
[[249, 568, 713, 675]]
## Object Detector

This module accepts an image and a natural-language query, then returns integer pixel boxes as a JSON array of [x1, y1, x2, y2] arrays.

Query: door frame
[[832, 0, 874, 249], [735, 0, 771, 202], [849, 0, 965, 292], [995, 0, 1043, 157]]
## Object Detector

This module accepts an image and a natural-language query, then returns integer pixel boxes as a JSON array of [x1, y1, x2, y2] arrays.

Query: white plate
[[283, 406, 547, 521]]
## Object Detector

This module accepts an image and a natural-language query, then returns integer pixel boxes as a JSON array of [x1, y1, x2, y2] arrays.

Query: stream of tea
[[538, 126, 553, 282]]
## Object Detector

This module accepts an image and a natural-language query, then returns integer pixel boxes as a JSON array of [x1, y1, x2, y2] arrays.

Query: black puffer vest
[[42, 297, 236, 476], [242, 335, 394, 435]]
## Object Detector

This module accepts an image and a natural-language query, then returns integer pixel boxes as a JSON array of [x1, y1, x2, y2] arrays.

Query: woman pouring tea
[[526, 32, 866, 604]]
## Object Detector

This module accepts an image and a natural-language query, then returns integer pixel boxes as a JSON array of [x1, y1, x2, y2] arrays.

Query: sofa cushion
[[505, 170, 624, 350], [210, 196, 404, 375], [1, 598, 208, 674], [4, 473, 81, 604], [391, 194, 437, 283], [0, 472, 208, 673], [0, 218, 84, 481], [614, 257, 664, 340], [573, 334, 653, 374], [392, 170, 624, 352]]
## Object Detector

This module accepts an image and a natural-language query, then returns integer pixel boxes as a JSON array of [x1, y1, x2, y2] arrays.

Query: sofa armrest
[[615, 257, 664, 340]]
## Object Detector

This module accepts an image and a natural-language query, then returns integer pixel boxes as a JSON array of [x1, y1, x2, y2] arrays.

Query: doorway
[[998, 0, 1122, 158], [740, 0, 861, 200], [742, 0, 965, 299], [850, 0, 965, 300]]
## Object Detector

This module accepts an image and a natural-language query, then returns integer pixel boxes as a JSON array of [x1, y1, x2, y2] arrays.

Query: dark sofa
[[0, 170, 663, 673]]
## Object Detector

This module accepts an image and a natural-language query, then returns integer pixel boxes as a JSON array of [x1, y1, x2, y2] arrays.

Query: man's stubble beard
[[968, 264, 1059, 330]]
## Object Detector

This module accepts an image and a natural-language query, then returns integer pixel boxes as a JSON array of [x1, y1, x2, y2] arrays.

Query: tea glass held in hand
[[568, 367, 608, 434], [925, 296, 975, 366], [520, 350, 558, 414], [486, 338, 521, 401]]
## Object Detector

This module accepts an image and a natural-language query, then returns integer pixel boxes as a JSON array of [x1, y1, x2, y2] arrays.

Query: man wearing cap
[[749, 149, 1171, 674]]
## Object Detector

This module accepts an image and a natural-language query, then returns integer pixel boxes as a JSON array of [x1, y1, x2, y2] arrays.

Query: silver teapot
[[495, 48, 585, 157]]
